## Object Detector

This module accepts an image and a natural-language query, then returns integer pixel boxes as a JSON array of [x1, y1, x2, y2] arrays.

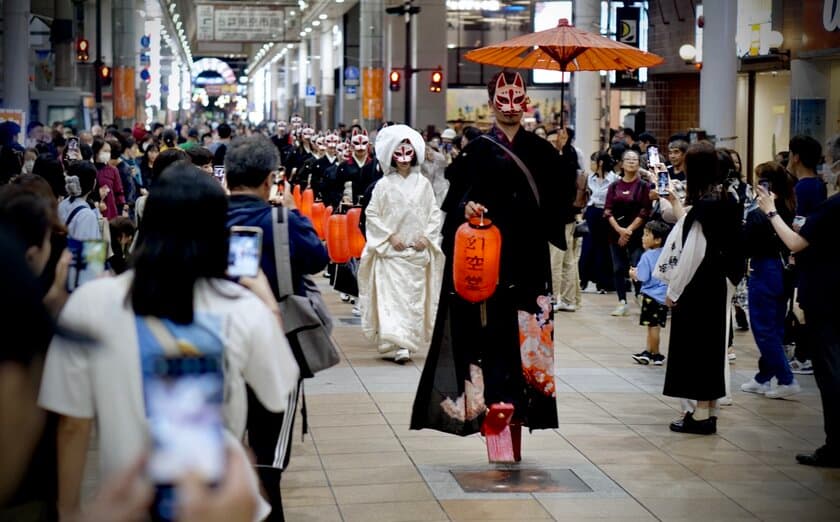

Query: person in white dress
[[358, 125, 445, 363]]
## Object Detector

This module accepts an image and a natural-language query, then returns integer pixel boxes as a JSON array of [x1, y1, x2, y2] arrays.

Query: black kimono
[[663, 197, 745, 401], [411, 126, 575, 435], [336, 155, 381, 205], [297, 155, 336, 199]]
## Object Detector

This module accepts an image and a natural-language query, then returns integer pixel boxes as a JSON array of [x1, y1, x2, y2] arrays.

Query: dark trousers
[[579, 206, 613, 291], [747, 257, 794, 385], [805, 310, 840, 454], [609, 242, 642, 302]]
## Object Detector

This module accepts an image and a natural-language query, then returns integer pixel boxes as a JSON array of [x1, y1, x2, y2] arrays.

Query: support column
[[54, 0, 75, 88], [3, 0, 30, 112], [699, 0, 737, 149], [284, 51, 293, 121], [413, 0, 447, 131], [112, 0, 136, 127], [360, 0, 385, 130], [573, 0, 601, 161], [309, 30, 321, 128], [320, 21, 335, 130], [790, 59, 829, 144], [297, 40, 308, 121]]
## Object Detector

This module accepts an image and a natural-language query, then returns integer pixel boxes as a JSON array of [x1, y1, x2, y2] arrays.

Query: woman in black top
[[740, 162, 800, 398]]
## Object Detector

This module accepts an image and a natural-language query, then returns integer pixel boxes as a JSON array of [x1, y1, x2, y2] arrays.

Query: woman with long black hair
[[39, 164, 299, 519], [579, 151, 618, 293]]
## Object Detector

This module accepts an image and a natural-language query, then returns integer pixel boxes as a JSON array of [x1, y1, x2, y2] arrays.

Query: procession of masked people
[[2, 69, 840, 522]]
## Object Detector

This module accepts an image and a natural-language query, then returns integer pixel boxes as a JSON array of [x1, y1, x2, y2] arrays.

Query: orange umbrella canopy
[[464, 19, 664, 72]]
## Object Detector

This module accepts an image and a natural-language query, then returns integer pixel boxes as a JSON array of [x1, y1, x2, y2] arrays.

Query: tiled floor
[[282, 283, 840, 521]]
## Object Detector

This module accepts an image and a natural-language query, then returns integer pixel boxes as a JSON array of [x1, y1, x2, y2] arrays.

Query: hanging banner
[[195, 3, 293, 42], [113, 67, 136, 120], [362, 68, 384, 120]]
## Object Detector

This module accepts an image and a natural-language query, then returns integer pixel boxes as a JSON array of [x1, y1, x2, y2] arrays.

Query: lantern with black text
[[301, 188, 314, 220], [292, 184, 302, 209], [346, 207, 366, 258], [326, 214, 351, 263], [453, 215, 502, 303], [311, 202, 326, 239]]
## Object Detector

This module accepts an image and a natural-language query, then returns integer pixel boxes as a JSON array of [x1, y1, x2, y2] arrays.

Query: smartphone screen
[[759, 180, 772, 193], [227, 226, 263, 278], [658, 172, 670, 196], [213, 165, 225, 186], [66, 239, 108, 292], [648, 146, 660, 167], [67, 137, 79, 151], [145, 354, 225, 522]]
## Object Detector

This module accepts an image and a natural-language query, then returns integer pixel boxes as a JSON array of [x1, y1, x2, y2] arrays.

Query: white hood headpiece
[[374, 124, 425, 174]]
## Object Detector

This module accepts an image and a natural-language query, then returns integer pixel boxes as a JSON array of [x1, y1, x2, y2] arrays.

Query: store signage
[[344, 66, 360, 86], [826, 0, 840, 31], [617, 7, 640, 47], [195, 3, 288, 42]]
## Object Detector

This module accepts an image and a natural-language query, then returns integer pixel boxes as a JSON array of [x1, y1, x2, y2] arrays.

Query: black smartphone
[[66, 239, 108, 292], [145, 354, 225, 522], [759, 179, 772, 193], [227, 226, 263, 278], [67, 137, 79, 151]]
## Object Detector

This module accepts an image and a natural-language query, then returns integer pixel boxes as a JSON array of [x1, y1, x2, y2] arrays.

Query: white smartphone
[[648, 146, 660, 167], [146, 354, 225, 521], [227, 226, 263, 278]]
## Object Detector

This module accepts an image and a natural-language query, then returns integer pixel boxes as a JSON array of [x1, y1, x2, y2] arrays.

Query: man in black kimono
[[298, 133, 339, 200], [411, 70, 576, 462], [271, 120, 297, 170], [336, 128, 381, 205]]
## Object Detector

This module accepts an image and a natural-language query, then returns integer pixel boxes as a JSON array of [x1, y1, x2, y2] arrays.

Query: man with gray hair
[[225, 135, 328, 521]]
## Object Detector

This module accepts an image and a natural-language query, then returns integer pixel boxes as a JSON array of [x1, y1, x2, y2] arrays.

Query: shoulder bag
[[478, 134, 540, 207], [271, 206, 340, 377]]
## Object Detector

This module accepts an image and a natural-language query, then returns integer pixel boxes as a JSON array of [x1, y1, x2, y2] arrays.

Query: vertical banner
[[113, 67, 136, 120], [362, 68, 384, 120], [615, 6, 641, 88]]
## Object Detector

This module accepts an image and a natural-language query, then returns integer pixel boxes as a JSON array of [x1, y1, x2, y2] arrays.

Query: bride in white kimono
[[358, 124, 445, 363]]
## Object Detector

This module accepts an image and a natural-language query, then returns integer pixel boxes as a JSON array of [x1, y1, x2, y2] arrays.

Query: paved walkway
[[282, 282, 840, 521]]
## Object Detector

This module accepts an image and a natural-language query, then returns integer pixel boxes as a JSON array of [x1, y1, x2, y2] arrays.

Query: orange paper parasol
[[464, 19, 664, 124]]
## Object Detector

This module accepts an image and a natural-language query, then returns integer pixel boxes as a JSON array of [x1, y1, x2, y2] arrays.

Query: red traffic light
[[76, 38, 89, 62], [389, 70, 401, 92], [429, 70, 443, 93], [98, 64, 112, 86]]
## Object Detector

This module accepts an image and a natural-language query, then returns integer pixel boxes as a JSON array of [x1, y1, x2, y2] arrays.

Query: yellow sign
[[362, 68, 384, 120], [113, 67, 136, 120]]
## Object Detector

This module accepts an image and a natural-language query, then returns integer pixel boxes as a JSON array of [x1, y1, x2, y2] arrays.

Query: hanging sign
[[195, 3, 290, 42]]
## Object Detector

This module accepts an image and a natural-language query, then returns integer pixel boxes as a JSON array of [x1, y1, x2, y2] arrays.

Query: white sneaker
[[718, 396, 733, 406], [553, 300, 576, 312], [394, 348, 411, 363], [340, 293, 351, 302], [790, 359, 814, 375], [610, 301, 629, 317], [740, 378, 771, 395], [351, 306, 361, 317], [765, 381, 802, 399], [728, 349, 737, 362]]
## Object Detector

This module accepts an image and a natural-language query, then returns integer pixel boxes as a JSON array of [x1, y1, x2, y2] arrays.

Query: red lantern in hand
[[345, 207, 366, 258], [301, 188, 314, 220], [311, 202, 326, 239], [293, 185, 302, 209], [453, 215, 502, 303], [326, 214, 351, 263], [323, 205, 334, 240]]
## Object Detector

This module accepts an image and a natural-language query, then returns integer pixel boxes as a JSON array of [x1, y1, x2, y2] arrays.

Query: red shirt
[[96, 164, 125, 219]]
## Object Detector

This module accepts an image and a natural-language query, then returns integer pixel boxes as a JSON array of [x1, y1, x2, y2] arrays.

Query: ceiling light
[[305, 27, 312, 33], [312, 20, 321, 26], [287, 44, 294, 48], [299, 31, 306, 37], [319, 14, 328, 20]]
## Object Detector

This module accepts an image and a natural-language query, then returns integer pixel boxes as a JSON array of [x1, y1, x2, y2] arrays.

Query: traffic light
[[389, 70, 401, 92], [98, 64, 112, 87], [76, 38, 89, 62], [429, 70, 443, 93]]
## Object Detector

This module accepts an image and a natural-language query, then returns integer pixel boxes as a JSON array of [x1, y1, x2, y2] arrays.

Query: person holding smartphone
[[39, 165, 299, 519]]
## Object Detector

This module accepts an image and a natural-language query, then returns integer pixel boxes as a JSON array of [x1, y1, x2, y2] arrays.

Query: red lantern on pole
[[326, 214, 351, 263], [323, 205, 334, 240], [346, 207, 366, 258], [311, 202, 326, 239], [301, 188, 314, 220], [293, 185, 302, 209], [453, 214, 502, 303]]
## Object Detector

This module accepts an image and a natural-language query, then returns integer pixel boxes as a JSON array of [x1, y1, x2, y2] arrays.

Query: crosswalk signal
[[389, 70, 401, 92], [98, 64, 112, 87], [76, 38, 89, 62], [429, 70, 443, 93]]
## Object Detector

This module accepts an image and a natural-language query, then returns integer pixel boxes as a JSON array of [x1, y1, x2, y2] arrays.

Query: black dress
[[663, 197, 745, 401], [411, 127, 575, 435]]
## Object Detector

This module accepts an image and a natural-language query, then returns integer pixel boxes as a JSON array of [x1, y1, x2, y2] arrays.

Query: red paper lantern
[[301, 188, 314, 220], [326, 214, 351, 263], [311, 202, 326, 239], [453, 215, 502, 303], [346, 207, 366, 258], [293, 185, 302, 209], [323, 206, 334, 241]]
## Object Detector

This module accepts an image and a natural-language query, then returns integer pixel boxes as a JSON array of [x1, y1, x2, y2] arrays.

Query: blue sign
[[345, 85, 357, 95], [140, 34, 151, 48], [344, 66, 360, 81], [306, 85, 316, 96], [140, 54, 151, 66]]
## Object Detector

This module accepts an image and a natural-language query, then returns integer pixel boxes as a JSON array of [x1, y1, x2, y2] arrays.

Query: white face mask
[[98, 152, 111, 164], [23, 160, 35, 172]]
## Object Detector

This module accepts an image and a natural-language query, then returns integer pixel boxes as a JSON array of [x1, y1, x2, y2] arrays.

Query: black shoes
[[796, 446, 840, 468], [669, 412, 717, 435], [735, 307, 750, 331]]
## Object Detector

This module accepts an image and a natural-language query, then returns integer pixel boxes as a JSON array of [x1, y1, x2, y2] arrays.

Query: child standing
[[629, 221, 671, 365]]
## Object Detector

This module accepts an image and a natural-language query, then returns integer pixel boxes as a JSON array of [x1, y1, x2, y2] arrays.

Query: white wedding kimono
[[358, 125, 445, 355]]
